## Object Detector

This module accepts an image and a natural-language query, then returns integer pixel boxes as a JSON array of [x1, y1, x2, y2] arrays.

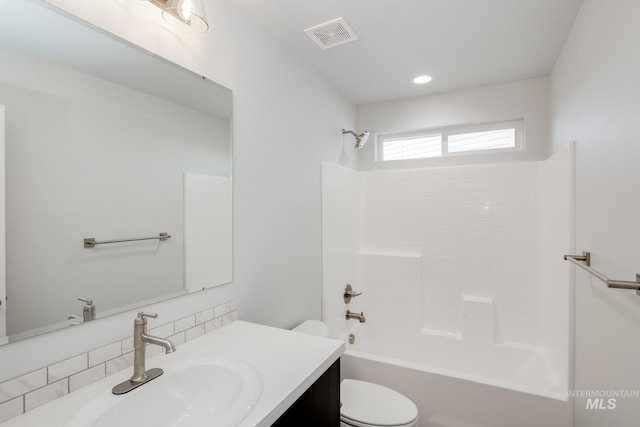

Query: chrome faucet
[[67, 297, 96, 325], [78, 297, 95, 322], [112, 312, 176, 395], [346, 310, 366, 323]]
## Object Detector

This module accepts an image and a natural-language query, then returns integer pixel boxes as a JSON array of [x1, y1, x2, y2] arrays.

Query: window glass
[[378, 120, 523, 162], [383, 134, 442, 160], [448, 128, 516, 153]]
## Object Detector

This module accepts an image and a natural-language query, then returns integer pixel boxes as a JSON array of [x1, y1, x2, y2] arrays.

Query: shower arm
[[341, 128, 370, 149], [342, 129, 358, 138]]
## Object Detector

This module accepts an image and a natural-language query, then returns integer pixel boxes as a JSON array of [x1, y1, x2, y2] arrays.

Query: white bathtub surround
[[0, 300, 237, 424], [321, 163, 364, 338], [461, 295, 497, 344], [322, 151, 574, 423], [362, 162, 544, 346], [0, 321, 343, 427], [347, 251, 563, 399], [537, 142, 574, 390]]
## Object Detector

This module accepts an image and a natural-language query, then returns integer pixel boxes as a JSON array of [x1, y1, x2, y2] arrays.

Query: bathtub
[[339, 325, 572, 427]]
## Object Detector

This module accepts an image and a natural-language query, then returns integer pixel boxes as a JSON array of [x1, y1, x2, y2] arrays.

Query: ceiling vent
[[304, 17, 359, 50]]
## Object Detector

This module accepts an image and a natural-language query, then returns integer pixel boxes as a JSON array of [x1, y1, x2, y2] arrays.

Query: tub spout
[[346, 310, 366, 323]]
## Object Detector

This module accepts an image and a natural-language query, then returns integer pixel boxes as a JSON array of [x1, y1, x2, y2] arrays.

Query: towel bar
[[84, 232, 171, 248], [564, 251, 640, 294]]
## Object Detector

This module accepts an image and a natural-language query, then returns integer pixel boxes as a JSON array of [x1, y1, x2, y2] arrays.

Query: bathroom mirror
[[0, 2, 233, 343]]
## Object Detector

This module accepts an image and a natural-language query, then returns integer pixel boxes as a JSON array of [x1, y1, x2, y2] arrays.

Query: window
[[377, 120, 524, 162], [383, 134, 441, 160]]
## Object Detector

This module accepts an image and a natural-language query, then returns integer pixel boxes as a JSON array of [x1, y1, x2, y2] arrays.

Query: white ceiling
[[228, 0, 584, 105]]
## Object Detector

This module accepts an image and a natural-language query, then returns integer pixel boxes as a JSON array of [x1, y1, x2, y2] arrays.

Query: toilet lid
[[291, 320, 330, 337], [341, 379, 418, 426]]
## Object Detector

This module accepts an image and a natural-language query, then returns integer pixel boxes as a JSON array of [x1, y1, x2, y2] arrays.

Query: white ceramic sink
[[67, 359, 263, 427]]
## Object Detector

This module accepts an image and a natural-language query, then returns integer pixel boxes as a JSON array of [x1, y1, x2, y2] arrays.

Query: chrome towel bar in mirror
[[84, 233, 171, 248]]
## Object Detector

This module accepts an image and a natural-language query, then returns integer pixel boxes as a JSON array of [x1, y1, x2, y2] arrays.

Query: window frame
[[376, 119, 525, 163]]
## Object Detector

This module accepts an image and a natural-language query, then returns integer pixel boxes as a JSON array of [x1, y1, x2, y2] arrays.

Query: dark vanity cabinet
[[272, 358, 340, 426]]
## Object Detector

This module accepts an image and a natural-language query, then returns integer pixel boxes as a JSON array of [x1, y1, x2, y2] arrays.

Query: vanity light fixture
[[146, 0, 210, 33], [413, 75, 433, 84]]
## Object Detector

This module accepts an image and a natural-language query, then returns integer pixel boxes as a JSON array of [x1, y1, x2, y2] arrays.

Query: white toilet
[[292, 321, 418, 427]]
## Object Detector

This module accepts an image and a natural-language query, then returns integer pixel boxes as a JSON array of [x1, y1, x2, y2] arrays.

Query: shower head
[[342, 129, 370, 149]]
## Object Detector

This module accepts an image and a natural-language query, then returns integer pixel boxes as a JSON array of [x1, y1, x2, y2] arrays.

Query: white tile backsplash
[[174, 316, 196, 333], [149, 323, 175, 339], [205, 317, 222, 333], [121, 336, 134, 354], [146, 345, 164, 359], [0, 299, 237, 423], [168, 332, 186, 347], [24, 380, 68, 411], [185, 324, 206, 342], [213, 302, 230, 318], [88, 342, 121, 367], [195, 308, 214, 325], [47, 355, 87, 383], [0, 370, 46, 404], [105, 352, 135, 377], [222, 311, 237, 325], [69, 365, 105, 393], [0, 398, 22, 424]]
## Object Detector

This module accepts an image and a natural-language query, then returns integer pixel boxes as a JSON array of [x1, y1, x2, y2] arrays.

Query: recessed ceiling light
[[413, 75, 433, 85]]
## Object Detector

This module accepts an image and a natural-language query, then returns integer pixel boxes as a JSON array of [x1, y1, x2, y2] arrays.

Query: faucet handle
[[137, 312, 158, 320], [78, 297, 93, 305], [343, 284, 363, 303], [135, 312, 158, 327]]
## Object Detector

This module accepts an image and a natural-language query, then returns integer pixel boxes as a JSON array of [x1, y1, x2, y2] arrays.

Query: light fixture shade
[[162, 0, 209, 33]]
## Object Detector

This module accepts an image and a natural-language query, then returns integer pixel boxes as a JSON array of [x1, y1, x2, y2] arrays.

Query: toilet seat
[[340, 379, 418, 427]]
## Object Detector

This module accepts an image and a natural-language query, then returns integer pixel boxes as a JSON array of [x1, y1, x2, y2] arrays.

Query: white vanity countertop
[[0, 321, 344, 427]]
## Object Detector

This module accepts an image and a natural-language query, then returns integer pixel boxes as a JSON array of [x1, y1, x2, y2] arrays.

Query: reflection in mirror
[[0, 2, 233, 344]]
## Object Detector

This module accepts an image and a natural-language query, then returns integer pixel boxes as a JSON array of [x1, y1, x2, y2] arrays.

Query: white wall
[[551, 0, 640, 425], [0, 0, 356, 382], [358, 77, 550, 170], [0, 105, 5, 341]]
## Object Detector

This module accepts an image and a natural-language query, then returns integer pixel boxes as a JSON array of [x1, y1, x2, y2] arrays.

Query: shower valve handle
[[343, 284, 363, 304]]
